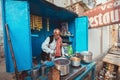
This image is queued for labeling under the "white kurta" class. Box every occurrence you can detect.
[41,37,65,57]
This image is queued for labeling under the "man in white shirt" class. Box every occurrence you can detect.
[41,28,65,61]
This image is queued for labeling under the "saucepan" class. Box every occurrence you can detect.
[70,56,81,67]
[54,57,71,76]
[80,51,93,63]
[64,53,81,67]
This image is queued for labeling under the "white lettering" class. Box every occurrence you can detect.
[107,3,113,9]
[111,9,119,22]
[100,1,120,11]
[100,5,106,11]
[103,12,110,24]
[86,1,120,28]
[93,16,98,27]
[98,13,103,25]
[89,17,94,27]
[114,1,120,7]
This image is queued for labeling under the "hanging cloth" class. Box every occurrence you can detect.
[55,37,62,57]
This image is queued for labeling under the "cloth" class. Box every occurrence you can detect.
[42,37,56,54]
[41,36,65,59]
[55,37,62,57]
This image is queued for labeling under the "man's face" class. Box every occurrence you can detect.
[54,30,60,40]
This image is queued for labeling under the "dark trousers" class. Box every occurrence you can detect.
[41,51,51,61]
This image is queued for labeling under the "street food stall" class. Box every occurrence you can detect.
[2,0,96,80]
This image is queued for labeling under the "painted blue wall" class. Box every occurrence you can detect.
[31,18,46,57]
[31,18,60,57]
[3,1,32,72]
[75,16,88,52]
[31,17,89,56]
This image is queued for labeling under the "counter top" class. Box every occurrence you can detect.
[103,53,120,66]
[60,65,86,80]
[38,61,96,80]
[74,62,96,80]
[25,61,96,80]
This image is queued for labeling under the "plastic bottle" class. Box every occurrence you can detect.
[68,45,73,56]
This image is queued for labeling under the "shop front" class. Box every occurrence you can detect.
[1,0,97,80]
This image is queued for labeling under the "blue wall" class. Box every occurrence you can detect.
[3,1,32,72]
[29,0,77,56]
[31,18,61,57]
[31,18,46,57]
[75,16,88,52]
[31,18,77,56]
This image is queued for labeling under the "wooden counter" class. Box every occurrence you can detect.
[103,53,120,80]
[103,54,120,66]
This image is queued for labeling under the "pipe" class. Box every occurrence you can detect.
[5,24,19,80]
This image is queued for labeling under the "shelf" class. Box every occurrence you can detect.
[31,34,39,37]
[61,35,74,38]
[62,40,72,44]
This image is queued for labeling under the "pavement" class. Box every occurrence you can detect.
[0,53,15,80]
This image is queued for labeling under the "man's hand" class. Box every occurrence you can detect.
[62,43,68,46]
[50,52,55,61]
[51,53,55,57]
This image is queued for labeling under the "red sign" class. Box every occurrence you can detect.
[83,0,120,28]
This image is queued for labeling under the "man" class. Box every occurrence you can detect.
[41,28,66,61]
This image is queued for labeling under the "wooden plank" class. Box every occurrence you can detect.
[103,54,120,66]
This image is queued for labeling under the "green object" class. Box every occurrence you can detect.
[68,45,73,56]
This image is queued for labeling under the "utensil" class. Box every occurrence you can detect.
[80,51,93,63]
[70,57,81,67]
[54,57,70,76]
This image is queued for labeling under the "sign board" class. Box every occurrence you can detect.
[84,0,120,28]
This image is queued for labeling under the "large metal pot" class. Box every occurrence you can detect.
[80,51,93,63]
[70,57,81,67]
[54,57,70,76]
[31,68,40,80]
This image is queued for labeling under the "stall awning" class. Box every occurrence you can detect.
[28,0,78,21]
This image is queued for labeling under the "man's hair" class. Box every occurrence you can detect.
[53,28,60,34]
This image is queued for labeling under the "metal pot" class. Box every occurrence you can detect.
[80,51,93,63]
[31,68,40,80]
[54,57,70,76]
[70,57,81,67]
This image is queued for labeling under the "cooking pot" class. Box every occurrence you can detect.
[80,51,93,63]
[54,57,70,76]
[70,57,81,67]
[31,68,40,80]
